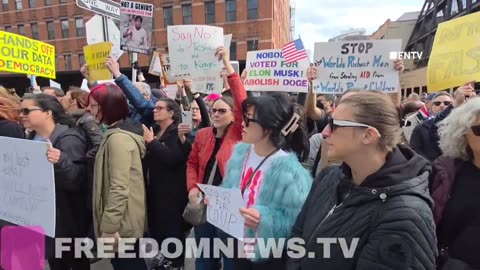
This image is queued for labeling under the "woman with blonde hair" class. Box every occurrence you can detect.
[287,91,436,270]
[431,95,480,270]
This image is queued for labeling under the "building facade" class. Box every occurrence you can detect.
[0,0,291,91]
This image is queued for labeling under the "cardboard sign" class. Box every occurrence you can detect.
[0,137,56,237]
[0,31,56,79]
[167,25,224,78]
[120,0,154,55]
[148,51,163,77]
[245,49,310,92]
[313,40,401,94]
[83,42,113,81]
[428,12,480,92]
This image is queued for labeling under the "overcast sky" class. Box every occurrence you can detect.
[294,0,425,56]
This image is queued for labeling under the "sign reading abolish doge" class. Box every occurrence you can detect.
[0,31,56,79]
[428,12,480,92]
[245,49,309,92]
[83,42,113,81]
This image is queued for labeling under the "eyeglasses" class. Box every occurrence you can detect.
[328,118,371,132]
[433,101,452,106]
[210,108,229,115]
[191,107,200,112]
[472,125,480,136]
[154,106,169,112]
[19,108,43,115]
[243,116,259,127]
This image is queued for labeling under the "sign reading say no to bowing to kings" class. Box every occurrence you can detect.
[0,31,56,79]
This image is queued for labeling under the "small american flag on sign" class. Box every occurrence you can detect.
[282,38,308,64]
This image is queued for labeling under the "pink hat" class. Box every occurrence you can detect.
[205,93,222,101]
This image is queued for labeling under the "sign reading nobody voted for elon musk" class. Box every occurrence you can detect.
[245,49,310,92]
[0,31,56,79]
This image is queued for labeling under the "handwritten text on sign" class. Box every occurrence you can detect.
[245,49,310,92]
[313,40,401,94]
[197,184,245,240]
[0,137,55,237]
[168,25,224,78]
[428,12,480,92]
[0,31,56,79]
[83,42,113,81]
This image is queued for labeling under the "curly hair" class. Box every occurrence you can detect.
[438,97,480,160]
[0,96,20,122]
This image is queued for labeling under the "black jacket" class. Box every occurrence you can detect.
[410,105,453,161]
[287,145,437,270]
[71,110,102,160]
[144,123,192,243]
[0,119,24,139]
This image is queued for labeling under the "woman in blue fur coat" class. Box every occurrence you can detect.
[220,93,313,270]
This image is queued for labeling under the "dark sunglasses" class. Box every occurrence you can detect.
[243,116,259,127]
[433,101,452,106]
[328,117,370,131]
[472,125,480,136]
[210,108,229,115]
[19,108,43,115]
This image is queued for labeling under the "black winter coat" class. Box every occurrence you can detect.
[287,145,437,270]
[144,123,192,243]
[0,119,24,139]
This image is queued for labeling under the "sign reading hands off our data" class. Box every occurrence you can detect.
[427,12,480,92]
[313,40,401,94]
[0,137,55,237]
[197,184,245,240]
[0,31,56,79]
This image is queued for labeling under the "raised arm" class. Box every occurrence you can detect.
[305,67,325,120]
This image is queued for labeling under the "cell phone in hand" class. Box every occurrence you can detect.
[181,111,193,128]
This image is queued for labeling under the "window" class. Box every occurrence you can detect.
[18,25,25,35]
[461,0,467,9]
[15,0,23,10]
[47,21,55,40]
[182,4,192,24]
[247,0,258,20]
[64,55,72,71]
[225,0,236,22]
[60,0,67,3]
[4,26,12,32]
[205,1,215,24]
[3,0,8,11]
[31,23,39,39]
[247,40,258,51]
[45,0,52,5]
[79,53,85,66]
[450,0,459,15]
[163,7,173,27]
[230,41,237,60]
[29,0,35,8]
[61,19,69,38]
[75,18,85,36]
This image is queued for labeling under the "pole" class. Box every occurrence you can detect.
[132,53,138,82]
[102,15,109,42]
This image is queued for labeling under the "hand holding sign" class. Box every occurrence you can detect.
[454,84,476,108]
[106,56,122,79]
[46,140,61,164]
[393,60,404,73]
[307,67,318,82]
[240,207,261,229]
[215,46,234,75]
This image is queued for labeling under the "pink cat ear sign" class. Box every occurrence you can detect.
[1,226,46,270]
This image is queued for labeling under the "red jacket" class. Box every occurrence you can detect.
[186,73,247,192]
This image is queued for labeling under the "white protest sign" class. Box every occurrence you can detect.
[165,85,177,99]
[148,51,163,77]
[224,34,232,53]
[167,25,224,77]
[80,79,90,92]
[49,80,62,90]
[231,61,240,74]
[120,0,154,55]
[245,49,310,92]
[0,137,55,237]
[313,40,401,94]
[198,184,245,240]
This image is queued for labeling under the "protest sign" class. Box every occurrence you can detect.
[0,31,56,79]
[167,25,224,77]
[49,80,62,90]
[0,137,55,237]
[245,49,310,92]
[428,12,480,92]
[197,184,245,240]
[160,53,190,84]
[224,34,232,54]
[120,0,154,55]
[313,40,401,94]
[80,79,90,92]
[148,51,163,77]
[165,85,177,99]
[83,42,113,81]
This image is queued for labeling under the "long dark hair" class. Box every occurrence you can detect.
[242,93,309,162]
[26,94,74,127]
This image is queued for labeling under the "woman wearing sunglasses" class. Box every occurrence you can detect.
[287,91,436,270]
[431,97,480,270]
[186,46,247,270]
[142,98,192,270]
[20,94,91,269]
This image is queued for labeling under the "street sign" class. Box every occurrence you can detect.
[86,15,124,60]
[76,0,120,20]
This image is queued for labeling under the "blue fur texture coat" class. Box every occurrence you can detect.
[221,143,313,262]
